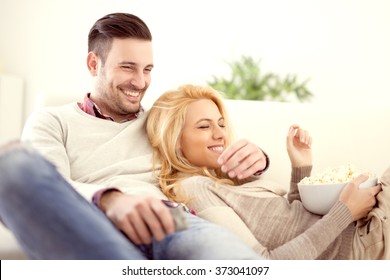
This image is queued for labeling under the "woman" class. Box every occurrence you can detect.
[146,84,388,259]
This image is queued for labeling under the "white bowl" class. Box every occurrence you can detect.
[297,176,378,215]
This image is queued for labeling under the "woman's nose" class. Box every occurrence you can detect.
[213,126,225,139]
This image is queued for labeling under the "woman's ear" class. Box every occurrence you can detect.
[86,52,99,76]
[176,140,183,159]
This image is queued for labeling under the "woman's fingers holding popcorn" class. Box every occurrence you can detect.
[288,124,312,148]
[287,124,313,167]
[297,129,311,147]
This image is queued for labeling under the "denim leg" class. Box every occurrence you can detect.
[0,144,145,260]
[151,212,261,260]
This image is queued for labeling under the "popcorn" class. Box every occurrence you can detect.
[299,164,373,185]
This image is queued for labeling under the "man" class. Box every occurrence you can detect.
[0,13,268,259]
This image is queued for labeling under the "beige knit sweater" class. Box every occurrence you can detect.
[180,167,355,259]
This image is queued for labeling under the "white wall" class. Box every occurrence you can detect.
[0,0,389,122]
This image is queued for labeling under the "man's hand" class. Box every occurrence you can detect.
[218,139,267,179]
[286,124,312,168]
[100,191,175,245]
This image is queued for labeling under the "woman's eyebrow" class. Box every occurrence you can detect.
[196,118,212,123]
[196,117,224,124]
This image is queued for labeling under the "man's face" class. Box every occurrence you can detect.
[90,38,153,121]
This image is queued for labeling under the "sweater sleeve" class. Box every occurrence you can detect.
[287,166,312,203]
[21,109,106,201]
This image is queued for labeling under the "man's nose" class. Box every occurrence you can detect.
[130,71,146,89]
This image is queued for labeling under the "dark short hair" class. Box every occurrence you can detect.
[88,13,152,64]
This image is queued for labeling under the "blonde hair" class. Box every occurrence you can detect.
[146,84,236,202]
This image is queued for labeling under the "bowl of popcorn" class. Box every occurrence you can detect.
[297,165,377,215]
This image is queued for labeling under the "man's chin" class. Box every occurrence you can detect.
[130,103,143,113]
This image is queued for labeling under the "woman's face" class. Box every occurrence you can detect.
[180,99,226,169]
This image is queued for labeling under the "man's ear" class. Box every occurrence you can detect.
[86,52,99,76]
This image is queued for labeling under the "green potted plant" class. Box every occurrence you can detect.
[207,56,313,102]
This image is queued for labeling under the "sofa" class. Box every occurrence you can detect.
[1,93,389,259]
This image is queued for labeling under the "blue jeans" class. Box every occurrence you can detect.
[0,143,260,260]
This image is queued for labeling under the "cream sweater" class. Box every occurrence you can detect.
[21,102,166,201]
[180,167,355,259]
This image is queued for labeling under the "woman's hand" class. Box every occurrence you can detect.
[339,174,382,220]
[286,124,312,167]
